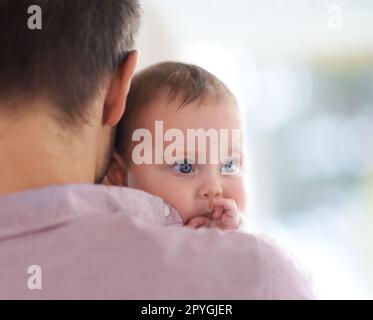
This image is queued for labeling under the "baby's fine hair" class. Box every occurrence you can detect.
[115,61,236,160]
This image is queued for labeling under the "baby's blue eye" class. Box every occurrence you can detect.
[173,160,195,175]
[220,159,240,175]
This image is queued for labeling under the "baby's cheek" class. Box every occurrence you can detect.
[165,190,196,223]
[224,178,247,213]
[127,166,196,222]
[237,190,247,213]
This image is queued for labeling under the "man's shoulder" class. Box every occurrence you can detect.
[0,184,181,238]
[61,213,266,298]
[68,214,314,299]
[0,185,314,299]
[70,215,313,299]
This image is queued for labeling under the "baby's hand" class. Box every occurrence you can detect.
[210,197,240,230]
[186,198,240,230]
[185,215,212,229]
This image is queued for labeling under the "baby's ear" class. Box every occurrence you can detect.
[106,152,128,186]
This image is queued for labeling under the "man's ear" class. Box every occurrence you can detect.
[106,152,128,186]
[104,50,138,126]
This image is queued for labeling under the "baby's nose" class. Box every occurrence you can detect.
[197,179,223,202]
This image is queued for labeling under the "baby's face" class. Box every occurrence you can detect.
[123,100,246,223]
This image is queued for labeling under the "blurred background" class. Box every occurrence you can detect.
[136,0,373,299]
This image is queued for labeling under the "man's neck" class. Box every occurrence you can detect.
[0,112,97,196]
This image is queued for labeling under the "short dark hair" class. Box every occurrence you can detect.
[116,61,236,161]
[0,0,141,125]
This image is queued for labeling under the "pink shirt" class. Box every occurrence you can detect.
[0,185,314,299]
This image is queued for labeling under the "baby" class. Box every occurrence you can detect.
[107,62,247,230]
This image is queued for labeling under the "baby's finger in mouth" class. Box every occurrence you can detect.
[212,206,223,219]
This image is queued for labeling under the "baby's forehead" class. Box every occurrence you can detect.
[140,95,241,130]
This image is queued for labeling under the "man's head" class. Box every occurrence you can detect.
[0,0,141,186]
